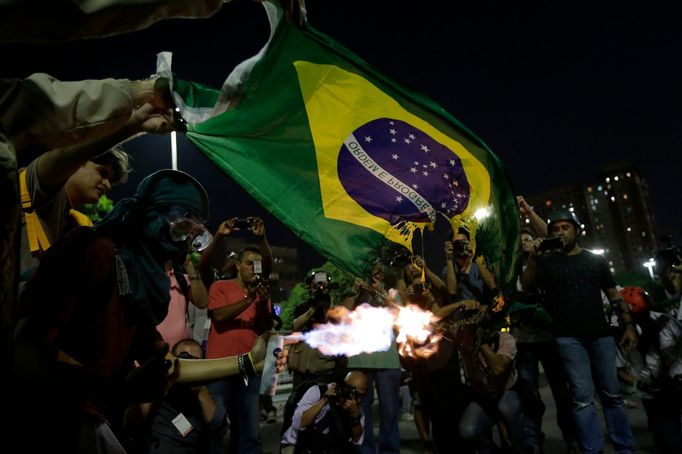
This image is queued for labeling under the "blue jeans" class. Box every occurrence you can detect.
[208,374,262,454]
[516,340,579,448]
[356,368,401,454]
[459,389,537,454]
[555,336,635,454]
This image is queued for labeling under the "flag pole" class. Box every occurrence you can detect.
[171,131,178,170]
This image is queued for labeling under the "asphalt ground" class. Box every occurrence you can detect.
[248,369,656,453]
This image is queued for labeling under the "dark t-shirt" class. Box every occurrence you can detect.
[536,249,616,338]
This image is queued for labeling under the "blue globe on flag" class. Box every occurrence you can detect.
[337,118,471,225]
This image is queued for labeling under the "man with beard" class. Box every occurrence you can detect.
[522,209,638,454]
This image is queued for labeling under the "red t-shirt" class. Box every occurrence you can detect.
[206,279,272,358]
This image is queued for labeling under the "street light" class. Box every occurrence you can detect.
[171,131,178,170]
[643,258,656,279]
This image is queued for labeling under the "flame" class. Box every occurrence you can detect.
[395,304,443,359]
[289,288,444,359]
[300,304,396,356]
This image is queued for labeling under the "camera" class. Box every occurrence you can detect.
[233,218,254,229]
[453,239,470,255]
[329,381,360,402]
[388,248,412,268]
[538,236,563,252]
[654,235,682,276]
[253,273,279,288]
[307,271,339,298]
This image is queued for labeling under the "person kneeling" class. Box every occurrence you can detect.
[281,371,367,454]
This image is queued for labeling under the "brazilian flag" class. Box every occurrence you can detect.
[162,1,520,289]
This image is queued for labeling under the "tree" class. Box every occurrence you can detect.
[78,194,114,222]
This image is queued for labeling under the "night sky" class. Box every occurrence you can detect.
[5,0,682,273]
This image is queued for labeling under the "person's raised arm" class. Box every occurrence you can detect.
[36,103,174,191]
[444,241,458,296]
[475,256,498,291]
[185,255,208,309]
[198,220,233,287]
[248,217,273,276]
[517,196,548,238]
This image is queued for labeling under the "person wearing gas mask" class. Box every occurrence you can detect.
[205,235,275,454]
[10,169,284,453]
[288,270,347,389]
[522,209,638,454]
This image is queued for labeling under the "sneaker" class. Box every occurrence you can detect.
[266,409,277,424]
[401,413,414,421]
[624,398,637,409]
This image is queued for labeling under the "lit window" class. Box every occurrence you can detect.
[614,176,619,181]
[610,196,615,202]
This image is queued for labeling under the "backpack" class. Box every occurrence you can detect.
[280,379,327,439]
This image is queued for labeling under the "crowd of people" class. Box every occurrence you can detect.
[1,32,681,454]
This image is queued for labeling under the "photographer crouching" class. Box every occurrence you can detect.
[281,371,368,454]
[288,271,348,388]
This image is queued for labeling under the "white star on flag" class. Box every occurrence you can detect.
[420,145,430,152]
[392,154,399,160]
[396,196,403,202]
[449,159,456,166]
[404,138,411,144]
[389,129,396,135]
[430,162,437,168]
[391,138,397,143]
[422,171,429,176]
[443,174,450,179]
[365,136,372,143]
[410,167,417,173]
[409,133,416,139]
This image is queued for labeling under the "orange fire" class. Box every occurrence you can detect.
[285,289,443,359]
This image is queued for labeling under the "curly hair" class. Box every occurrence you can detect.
[91,146,132,185]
